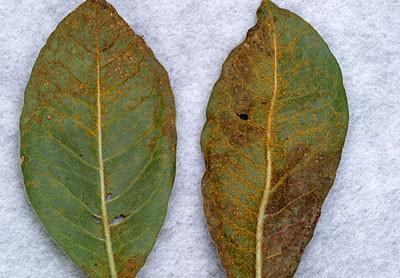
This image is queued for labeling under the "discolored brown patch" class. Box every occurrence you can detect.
[201,1,348,277]
[119,259,143,278]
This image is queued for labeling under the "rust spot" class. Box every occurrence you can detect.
[119,259,142,278]
[34,114,41,123]
[222,115,263,147]
[20,0,177,277]
[201,0,348,276]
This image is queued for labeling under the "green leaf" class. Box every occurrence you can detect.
[201,1,348,277]
[20,0,176,277]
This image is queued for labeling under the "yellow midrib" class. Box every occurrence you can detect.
[255,5,278,277]
[95,8,118,278]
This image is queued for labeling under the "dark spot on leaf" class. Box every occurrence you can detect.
[105,192,112,201]
[92,214,102,224]
[79,154,83,157]
[110,214,127,226]
[237,113,249,120]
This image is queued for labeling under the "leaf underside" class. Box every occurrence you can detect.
[201,1,349,277]
[20,0,176,277]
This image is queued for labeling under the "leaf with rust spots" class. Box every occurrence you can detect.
[20,0,176,277]
[201,1,348,277]
[119,258,144,278]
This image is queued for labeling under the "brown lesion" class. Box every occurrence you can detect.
[270,144,309,191]
[202,1,347,277]
[260,151,340,277]
[219,112,264,149]
[118,258,143,278]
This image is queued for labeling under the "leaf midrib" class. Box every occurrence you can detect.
[255,3,278,277]
[95,5,118,277]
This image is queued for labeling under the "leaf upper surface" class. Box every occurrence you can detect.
[201,1,348,277]
[20,0,176,277]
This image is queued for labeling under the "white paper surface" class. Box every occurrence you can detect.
[0,0,399,277]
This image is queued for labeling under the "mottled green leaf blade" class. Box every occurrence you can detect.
[20,0,176,277]
[201,1,348,277]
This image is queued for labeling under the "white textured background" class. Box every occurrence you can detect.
[1,0,400,277]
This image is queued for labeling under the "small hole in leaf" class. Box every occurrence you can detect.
[105,193,112,201]
[79,154,83,157]
[110,214,127,226]
[92,215,102,224]
[237,113,249,120]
